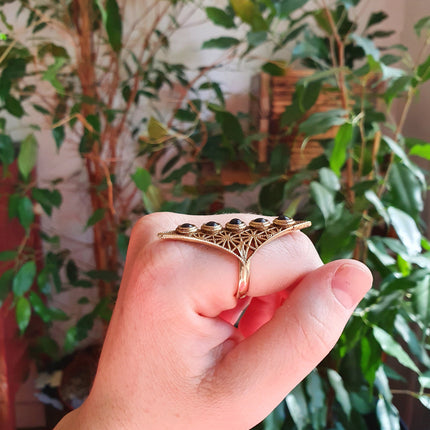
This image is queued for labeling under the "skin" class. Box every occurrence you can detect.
[54,212,373,430]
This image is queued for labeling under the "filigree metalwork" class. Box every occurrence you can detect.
[158,216,311,298]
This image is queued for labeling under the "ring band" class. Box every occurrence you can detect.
[158,215,311,299]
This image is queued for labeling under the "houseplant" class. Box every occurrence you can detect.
[0,0,256,423]
[204,0,430,428]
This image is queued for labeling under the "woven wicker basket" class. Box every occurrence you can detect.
[250,69,343,171]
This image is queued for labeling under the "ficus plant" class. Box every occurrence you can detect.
[207,0,430,429]
[0,0,260,414]
[0,0,252,356]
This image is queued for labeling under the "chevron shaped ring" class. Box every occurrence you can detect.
[158,215,311,299]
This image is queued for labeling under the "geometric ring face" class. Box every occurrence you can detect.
[158,215,311,298]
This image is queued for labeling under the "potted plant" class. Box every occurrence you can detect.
[203,0,430,428]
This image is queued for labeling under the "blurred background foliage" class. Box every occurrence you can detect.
[1,0,430,428]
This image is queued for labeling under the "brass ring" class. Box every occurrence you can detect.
[158,215,311,299]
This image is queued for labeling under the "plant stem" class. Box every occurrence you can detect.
[322,0,354,206]
[73,0,118,302]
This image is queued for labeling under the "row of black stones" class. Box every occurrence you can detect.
[175,215,294,235]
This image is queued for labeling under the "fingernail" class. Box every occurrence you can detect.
[331,263,372,309]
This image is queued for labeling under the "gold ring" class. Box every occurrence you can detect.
[158,215,311,299]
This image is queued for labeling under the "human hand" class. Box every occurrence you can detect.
[55,213,372,430]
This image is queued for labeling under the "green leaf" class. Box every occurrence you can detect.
[85,208,106,230]
[366,11,388,29]
[117,233,129,260]
[418,395,430,410]
[412,275,430,327]
[85,270,118,281]
[199,81,225,105]
[299,109,347,136]
[419,372,430,389]
[376,397,401,430]
[296,79,321,112]
[230,0,268,31]
[373,326,420,373]
[384,76,412,106]
[319,167,340,191]
[17,134,37,179]
[416,55,430,84]
[285,383,310,430]
[277,0,310,17]
[105,0,122,52]
[16,296,31,334]
[42,57,66,93]
[37,43,69,60]
[64,326,78,353]
[279,23,307,46]
[12,261,36,297]
[29,291,50,322]
[330,123,353,176]
[5,95,24,118]
[361,335,382,387]
[131,167,151,192]
[32,188,62,216]
[261,61,285,76]
[2,58,27,80]
[0,250,17,261]
[383,136,426,187]
[0,134,14,168]
[386,162,423,219]
[395,314,430,367]
[350,34,380,60]
[262,402,286,429]
[216,110,244,144]
[365,190,390,224]
[147,116,168,140]
[8,194,20,219]
[0,269,14,306]
[310,182,336,221]
[415,16,430,37]
[247,31,267,47]
[270,144,289,174]
[142,184,163,213]
[368,239,396,266]
[66,260,79,284]
[410,143,430,159]
[206,7,235,28]
[202,37,240,49]
[17,196,34,230]
[259,180,286,214]
[48,307,68,321]
[327,369,352,418]
[52,125,65,150]
[387,206,421,255]
[305,370,326,429]
[34,336,59,358]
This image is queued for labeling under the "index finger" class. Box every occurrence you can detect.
[124,212,322,317]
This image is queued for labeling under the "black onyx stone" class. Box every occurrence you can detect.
[277,215,292,221]
[253,217,268,223]
[180,223,195,228]
[229,218,243,225]
[205,221,220,227]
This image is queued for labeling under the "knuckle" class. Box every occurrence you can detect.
[287,310,333,365]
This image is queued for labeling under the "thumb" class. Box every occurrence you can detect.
[208,259,372,427]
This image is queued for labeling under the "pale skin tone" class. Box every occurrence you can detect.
[55,212,373,430]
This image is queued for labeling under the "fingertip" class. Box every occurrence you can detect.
[329,260,373,309]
